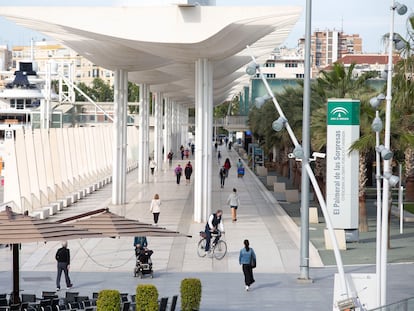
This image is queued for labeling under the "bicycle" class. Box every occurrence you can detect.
[197,230,227,260]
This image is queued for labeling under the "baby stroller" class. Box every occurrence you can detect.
[134,247,154,278]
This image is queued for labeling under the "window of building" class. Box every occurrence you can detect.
[296,74,304,79]
[285,61,298,68]
[266,73,276,78]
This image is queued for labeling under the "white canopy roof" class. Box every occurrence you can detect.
[0,5,302,105]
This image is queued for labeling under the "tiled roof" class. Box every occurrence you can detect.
[336,54,400,65]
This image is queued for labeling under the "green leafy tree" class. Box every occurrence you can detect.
[128,82,139,114]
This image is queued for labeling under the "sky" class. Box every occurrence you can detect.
[0,0,412,53]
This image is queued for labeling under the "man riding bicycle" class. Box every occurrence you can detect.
[204,209,225,253]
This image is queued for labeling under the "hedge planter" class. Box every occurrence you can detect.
[180,278,202,311]
[136,284,158,311]
[97,290,121,311]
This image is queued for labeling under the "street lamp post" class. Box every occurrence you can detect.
[370,96,384,306]
[380,0,407,306]
[299,0,312,282]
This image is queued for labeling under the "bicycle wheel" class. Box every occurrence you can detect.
[197,238,207,257]
[213,240,227,260]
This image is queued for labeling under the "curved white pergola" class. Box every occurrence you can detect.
[0,5,301,104]
[0,5,302,221]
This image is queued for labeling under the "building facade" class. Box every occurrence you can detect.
[253,47,305,80]
[10,41,114,86]
[298,29,362,76]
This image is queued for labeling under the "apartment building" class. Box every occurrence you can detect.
[11,41,114,86]
[298,29,362,76]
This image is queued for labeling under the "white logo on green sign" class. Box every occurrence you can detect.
[330,107,350,121]
[327,101,360,125]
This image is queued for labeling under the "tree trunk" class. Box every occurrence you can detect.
[404,148,414,200]
[359,195,368,232]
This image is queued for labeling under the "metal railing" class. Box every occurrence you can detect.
[369,297,414,311]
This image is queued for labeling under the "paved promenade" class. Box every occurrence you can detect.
[0,145,413,310]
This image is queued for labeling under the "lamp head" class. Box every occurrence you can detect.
[272,116,286,132]
[395,2,407,15]
[293,145,304,159]
[393,33,406,51]
[376,145,393,160]
[372,116,383,132]
[369,94,385,109]
[246,62,259,76]
[384,172,400,187]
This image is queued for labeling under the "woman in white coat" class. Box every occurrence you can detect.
[150,193,161,225]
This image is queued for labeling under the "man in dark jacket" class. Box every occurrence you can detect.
[204,210,225,253]
[55,241,73,291]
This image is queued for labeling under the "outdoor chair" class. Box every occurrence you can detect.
[120,294,128,303]
[169,296,177,311]
[90,294,98,307]
[41,293,57,300]
[129,295,135,311]
[67,303,79,310]
[64,293,79,304]
[121,302,130,311]
[21,295,36,303]
[19,302,29,311]
[0,299,8,307]
[158,298,168,311]
[81,301,91,309]
[75,297,88,304]
[50,298,60,311]
[39,299,52,311]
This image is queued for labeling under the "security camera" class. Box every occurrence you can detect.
[312,152,326,159]
[288,153,295,159]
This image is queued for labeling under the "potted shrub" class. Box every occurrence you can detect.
[136,284,158,311]
[97,289,121,311]
[180,278,202,311]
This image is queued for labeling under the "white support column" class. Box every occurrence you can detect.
[171,102,178,153]
[112,69,128,205]
[164,98,172,165]
[154,92,164,173]
[194,58,213,222]
[181,106,188,147]
[138,83,150,184]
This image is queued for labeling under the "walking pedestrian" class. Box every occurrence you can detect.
[239,239,256,291]
[55,241,73,291]
[219,166,227,188]
[224,158,231,177]
[175,164,183,184]
[167,151,173,167]
[217,150,222,164]
[227,188,240,222]
[150,194,161,225]
[184,161,193,185]
[149,158,157,175]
